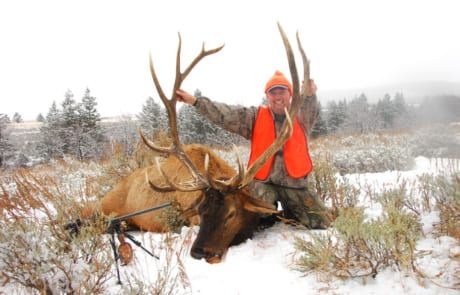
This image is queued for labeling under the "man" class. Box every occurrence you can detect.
[176,70,331,229]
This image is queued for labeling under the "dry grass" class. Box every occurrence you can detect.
[0,167,112,294]
[0,150,197,294]
[1,129,459,292]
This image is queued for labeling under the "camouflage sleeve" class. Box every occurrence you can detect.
[193,96,259,140]
[297,94,319,135]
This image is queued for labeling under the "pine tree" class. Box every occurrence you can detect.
[37,89,106,162]
[178,89,208,144]
[61,89,79,128]
[76,88,105,160]
[138,96,166,136]
[106,114,138,157]
[326,99,347,134]
[38,101,64,161]
[12,113,23,123]
[80,88,101,130]
[0,114,14,168]
[376,93,397,129]
[261,97,269,106]
[46,101,62,128]
[178,104,204,144]
[310,102,327,138]
[60,89,80,155]
[343,94,374,133]
[392,92,412,128]
[177,89,237,147]
[36,113,45,123]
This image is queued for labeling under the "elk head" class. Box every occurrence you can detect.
[140,22,311,263]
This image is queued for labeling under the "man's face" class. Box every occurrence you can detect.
[267,87,291,115]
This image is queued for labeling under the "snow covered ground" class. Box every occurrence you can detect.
[102,156,459,295]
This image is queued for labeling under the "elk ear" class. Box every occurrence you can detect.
[242,195,278,214]
[179,207,198,219]
[179,195,204,219]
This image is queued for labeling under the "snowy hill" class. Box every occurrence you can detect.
[320,80,460,104]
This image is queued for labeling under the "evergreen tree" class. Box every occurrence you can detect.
[37,89,106,161]
[261,97,269,106]
[38,101,64,161]
[12,112,23,123]
[326,99,347,134]
[76,88,105,160]
[194,89,202,97]
[343,93,374,133]
[0,114,13,168]
[36,113,45,123]
[190,89,233,146]
[138,96,166,136]
[393,92,407,116]
[178,104,204,144]
[60,89,80,154]
[310,102,327,138]
[80,88,101,130]
[177,89,237,147]
[61,89,79,128]
[376,93,397,129]
[178,89,207,144]
[115,115,139,157]
[46,101,62,128]
[392,92,412,128]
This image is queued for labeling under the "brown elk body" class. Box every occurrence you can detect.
[85,23,310,264]
[89,144,276,263]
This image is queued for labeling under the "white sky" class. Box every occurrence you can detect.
[1,0,459,120]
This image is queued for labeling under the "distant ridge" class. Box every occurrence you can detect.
[319,81,460,104]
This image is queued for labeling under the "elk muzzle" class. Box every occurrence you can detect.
[191,246,227,264]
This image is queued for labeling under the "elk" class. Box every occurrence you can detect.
[86,23,311,264]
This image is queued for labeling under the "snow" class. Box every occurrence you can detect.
[99,156,459,295]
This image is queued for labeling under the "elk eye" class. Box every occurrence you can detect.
[226,211,236,220]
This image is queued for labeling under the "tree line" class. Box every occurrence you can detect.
[1,88,459,169]
[312,92,411,137]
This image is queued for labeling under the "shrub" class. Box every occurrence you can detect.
[311,132,414,174]
[0,169,113,294]
[294,187,422,280]
[417,173,460,241]
[308,151,360,220]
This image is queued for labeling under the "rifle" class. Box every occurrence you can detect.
[64,202,172,284]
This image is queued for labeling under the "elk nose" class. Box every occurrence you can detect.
[191,247,207,260]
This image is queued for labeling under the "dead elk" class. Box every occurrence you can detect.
[83,23,310,264]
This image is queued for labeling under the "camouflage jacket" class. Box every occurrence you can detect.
[193,95,318,189]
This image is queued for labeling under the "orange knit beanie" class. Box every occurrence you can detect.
[264,70,292,95]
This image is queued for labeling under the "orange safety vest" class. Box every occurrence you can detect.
[248,106,313,180]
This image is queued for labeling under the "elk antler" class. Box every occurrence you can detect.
[236,22,310,188]
[140,33,224,191]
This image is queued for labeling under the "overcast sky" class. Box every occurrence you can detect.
[1,0,459,120]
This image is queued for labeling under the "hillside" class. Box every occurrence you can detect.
[320,80,460,104]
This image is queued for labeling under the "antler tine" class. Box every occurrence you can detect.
[273,24,310,119]
[147,33,224,150]
[142,33,223,192]
[180,42,225,84]
[145,159,209,193]
[139,125,210,190]
[277,23,300,118]
[239,23,306,188]
[205,145,246,191]
[297,32,310,98]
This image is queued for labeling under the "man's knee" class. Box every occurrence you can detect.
[284,188,332,229]
[249,181,278,204]
[306,210,332,229]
